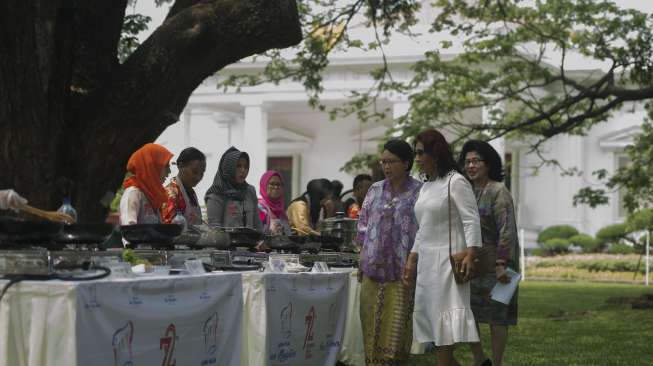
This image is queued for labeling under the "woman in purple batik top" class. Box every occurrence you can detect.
[356,139,422,366]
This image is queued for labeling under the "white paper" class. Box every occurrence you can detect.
[185,259,207,275]
[311,261,330,273]
[490,268,521,305]
[108,262,135,279]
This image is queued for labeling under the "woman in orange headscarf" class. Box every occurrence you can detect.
[119,143,173,225]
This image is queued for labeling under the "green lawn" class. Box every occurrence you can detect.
[408,281,653,366]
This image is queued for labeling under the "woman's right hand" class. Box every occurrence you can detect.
[402,252,418,286]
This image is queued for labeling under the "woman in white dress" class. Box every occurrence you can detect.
[403,129,482,366]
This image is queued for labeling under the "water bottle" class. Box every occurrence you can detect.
[172,209,187,232]
[57,197,77,224]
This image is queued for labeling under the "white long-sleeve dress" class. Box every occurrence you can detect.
[412,171,482,346]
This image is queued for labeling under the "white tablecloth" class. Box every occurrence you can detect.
[0,273,243,366]
[241,272,350,366]
[0,269,400,366]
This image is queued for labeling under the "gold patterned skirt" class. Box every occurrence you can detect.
[360,276,415,366]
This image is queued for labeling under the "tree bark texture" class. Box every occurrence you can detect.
[0,0,302,222]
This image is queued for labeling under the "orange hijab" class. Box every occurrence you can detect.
[123,143,173,212]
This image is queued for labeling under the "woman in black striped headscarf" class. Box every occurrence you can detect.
[205,146,262,230]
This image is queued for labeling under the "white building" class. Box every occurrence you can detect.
[146,1,650,244]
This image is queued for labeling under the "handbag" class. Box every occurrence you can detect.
[447,174,492,284]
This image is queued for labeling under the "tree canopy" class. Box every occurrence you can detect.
[0,0,301,221]
[221,0,653,212]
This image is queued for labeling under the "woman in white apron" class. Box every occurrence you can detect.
[119,143,173,226]
[403,129,481,366]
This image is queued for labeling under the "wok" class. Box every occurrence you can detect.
[0,217,63,244]
[120,224,183,245]
[55,223,114,244]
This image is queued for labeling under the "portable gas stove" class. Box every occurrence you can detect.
[0,248,125,276]
[299,251,359,268]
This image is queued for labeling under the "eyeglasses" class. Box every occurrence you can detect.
[464,159,485,167]
[268,182,283,188]
[379,159,402,166]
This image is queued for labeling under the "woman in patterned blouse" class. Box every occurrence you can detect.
[356,139,422,366]
[460,140,520,366]
[162,147,206,226]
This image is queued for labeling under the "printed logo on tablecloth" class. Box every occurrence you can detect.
[128,294,143,306]
[200,278,211,301]
[84,284,101,310]
[320,302,341,351]
[269,302,297,363]
[266,276,277,293]
[160,323,178,366]
[202,312,219,365]
[303,306,316,359]
[281,302,293,339]
[164,281,177,304]
[112,321,134,366]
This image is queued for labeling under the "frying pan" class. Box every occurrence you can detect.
[54,223,114,244]
[120,224,183,244]
[0,217,63,244]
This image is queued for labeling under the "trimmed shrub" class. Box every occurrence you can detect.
[607,243,635,255]
[596,223,629,245]
[568,234,601,253]
[537,225,579,244]
[529,248,548,257]
[542,238,570,255]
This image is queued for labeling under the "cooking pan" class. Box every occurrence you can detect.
[310,233,343,251]
[221,227,263,249]
[55,223,114,244]
[264,235,302,252]
[120,224,183,245]
[0,217,63,244]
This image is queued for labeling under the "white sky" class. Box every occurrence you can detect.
[131,0,653,72]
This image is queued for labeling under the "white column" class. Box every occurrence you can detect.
[241,101,268,193]
[182,109,191,147]
[482,103,505,161]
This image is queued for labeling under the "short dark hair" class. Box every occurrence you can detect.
[177,147,206,166]
[353,174,373,189]
[414,129,460,179]
[383,139,414,172]
[459,140,505,182]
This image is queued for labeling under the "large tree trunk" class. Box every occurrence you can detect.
[0,0,302,222]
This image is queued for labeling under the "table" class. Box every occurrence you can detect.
[0,273,243,366]
[241,271,351,366]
